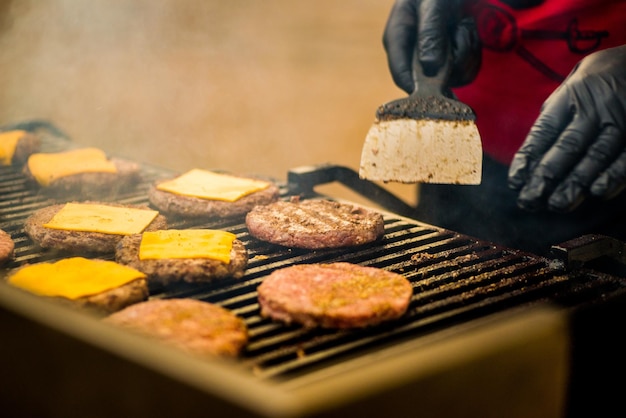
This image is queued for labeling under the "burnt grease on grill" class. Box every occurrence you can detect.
[375,95,476,122]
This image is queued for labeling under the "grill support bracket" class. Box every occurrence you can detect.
[287,164,416,218]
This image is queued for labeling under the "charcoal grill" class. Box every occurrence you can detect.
[1,122,626,418]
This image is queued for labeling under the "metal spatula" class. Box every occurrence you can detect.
[359,46,482,185]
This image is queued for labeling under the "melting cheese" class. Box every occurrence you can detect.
[27,147,118,186]
[43,203,159,235]
[156,168,270,202]
[7,257,146,300]
[139,229,236,262]
[0,130,26,165]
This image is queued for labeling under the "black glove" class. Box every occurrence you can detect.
[500,0,545,9]
[508,45,626,212]
[382,0,481,94]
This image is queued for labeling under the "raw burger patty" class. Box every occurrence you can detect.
[245,198,385,249]
[115,234,248,286]
[257,262,413,329]
[0,229,15,265]
[103,298,249,358]
[148,177,280,219]
[24,202,168,254]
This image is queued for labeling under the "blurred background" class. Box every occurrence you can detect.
[0,0,417,205]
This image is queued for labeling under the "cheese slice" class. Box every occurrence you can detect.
[27,147,118,186]
[156,169,270,202]
[139,229,236,262]
[0,130,26,165]
[43,203,159,235]
[7,257,146,300]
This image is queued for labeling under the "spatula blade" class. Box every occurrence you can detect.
[359,118,482,184]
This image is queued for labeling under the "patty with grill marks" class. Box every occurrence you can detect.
[0,229,14,265]
[245,197,385,249]
[103,298,249,358]
[257,262,412,329]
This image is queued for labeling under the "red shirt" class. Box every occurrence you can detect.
[454,0,626,165]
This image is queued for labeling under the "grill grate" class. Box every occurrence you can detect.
[1,132,625,385]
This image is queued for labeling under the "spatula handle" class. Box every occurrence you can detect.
[410,40,453,99]
[375,24,475,122]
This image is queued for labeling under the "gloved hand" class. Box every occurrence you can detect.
[382,0,481,95]
[508,45,626,212]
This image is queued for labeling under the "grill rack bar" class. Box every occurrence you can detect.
[1,132,625,386]
[145,217,622,381]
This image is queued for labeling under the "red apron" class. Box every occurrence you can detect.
[454,0,626,165]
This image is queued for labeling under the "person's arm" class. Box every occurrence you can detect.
[508,45,626,212]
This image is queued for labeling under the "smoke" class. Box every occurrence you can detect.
[0,0,403,198]
[0,1,237,168]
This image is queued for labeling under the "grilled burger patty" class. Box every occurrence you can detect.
[115,234,248,286]
[24,202,168,254]
[103,298,249,358]
[257,262,413,329]
[10,131,40,166]
[148,178,280,219]
[6,260,149,315]
[23,157,142,199]
[0,229,14,265]
[245,198,385,249]
[53,277,149,315]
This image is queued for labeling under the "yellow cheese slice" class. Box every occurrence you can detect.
[7,257,146,300]
[0,130,26,165]
[43,203,160,235]
[156,168,270,202]
[139,229,236,262]
[27,147,118,186]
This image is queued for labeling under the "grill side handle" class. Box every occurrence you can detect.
[551,234,626,270]
[287,164,417,217]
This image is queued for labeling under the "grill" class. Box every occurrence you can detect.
[2,123,626,418]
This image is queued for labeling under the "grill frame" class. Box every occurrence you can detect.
[0,280,574,418]
[2,126,626,417]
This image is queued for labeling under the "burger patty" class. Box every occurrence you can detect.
[103,298,249,358]
[11,131,41,166]
[0,229,15,265]
[115,234,248,286]
[245,198,385,249]
[24,202,168,254]
[53,278,149,315]
[257,262,413,329]
[7,260,148,315]
[148,178,280,219]
[23,157,142,199]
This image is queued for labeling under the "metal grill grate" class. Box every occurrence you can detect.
[1,130,625,385]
